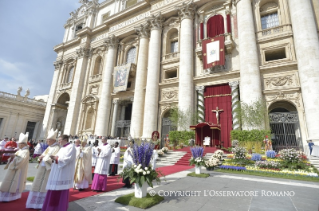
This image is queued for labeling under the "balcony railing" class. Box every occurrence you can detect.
[116,120,131,128]
[60,82,72,90]
[256,24,292,39]
[0,91,46,107]
[90,74,102,83]
[163,52,180,61]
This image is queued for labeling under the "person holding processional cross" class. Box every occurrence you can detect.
[26,129,60,209]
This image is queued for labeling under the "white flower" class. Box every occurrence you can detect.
[143,171,146,175]
[147,171,150,174]
[138,164,142,167]
[145,167,148,170]
[134,165,137,168]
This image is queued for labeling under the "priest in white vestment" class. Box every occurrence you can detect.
[0,133,29,202]
[74,139,92,190]
[109,142,120,176]
[122,140,134,188]
[0,137,8,150]
[42,135,76,211]
[26,129,60,209]
[91,136,111,192]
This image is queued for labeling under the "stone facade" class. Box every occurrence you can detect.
[0,89,47,140]
[44,0,319,149]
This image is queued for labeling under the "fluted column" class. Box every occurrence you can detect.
[229,81,240,130]
[142,14,164,139]
[176,2,196,127]
[196,86,205,123]
[95,35,119,136]
[237,0,262,129]
[64,47,90,135]
[130,24,150,138]
[288,0,319,141]
[110,99,119,137]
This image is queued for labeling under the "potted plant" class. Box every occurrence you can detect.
[157,150,164,157]
[121,142,163,198]
[162,147,168,153]
[189,147,205,174]
[205,158,219,170]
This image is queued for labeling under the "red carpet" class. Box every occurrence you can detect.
[0,165,193,210]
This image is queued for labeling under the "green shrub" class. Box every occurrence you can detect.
[230,130,271,143]
[169,131,195,146]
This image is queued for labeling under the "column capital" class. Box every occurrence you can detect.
[195,86,205,92]
[113,98,119,104]
[147,13,165,31]
[135,24,150,39]
[76,47,90,59]
[104,35,119,49]
[229,81,239,89]
[53,60,63,70]
[175,2,196,21]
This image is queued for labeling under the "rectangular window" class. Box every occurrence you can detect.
[0,118,3,130]
[170,41,178,53]
[165,69,177,79]
[265,48,286,61]
[261,13,279,30]
[126,0,137,8]
[102,12,110,22]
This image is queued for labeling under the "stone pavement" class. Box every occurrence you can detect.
[69,169,319,211]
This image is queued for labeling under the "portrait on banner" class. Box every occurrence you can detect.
[113,63,132,93]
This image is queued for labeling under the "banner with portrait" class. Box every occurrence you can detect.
[113,63,132,93]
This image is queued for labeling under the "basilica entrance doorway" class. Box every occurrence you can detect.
[268,101,302,151]
[161,110,176,147]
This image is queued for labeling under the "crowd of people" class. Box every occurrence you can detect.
[0,128,146,211]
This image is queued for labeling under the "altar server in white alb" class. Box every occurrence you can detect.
[0,133,29,202]
[26,129,60,209]
[91,136,112,192]
[74,139,92,190]
[42,135,76,211]
[109,141,120,176]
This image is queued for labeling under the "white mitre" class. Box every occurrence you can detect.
[18,132,29,144]
[47,128,58,140]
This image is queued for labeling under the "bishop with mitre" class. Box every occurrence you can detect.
[26,129,60,209]
[0,132,29,202]
[74,139,92,190]
[42,135,76,211]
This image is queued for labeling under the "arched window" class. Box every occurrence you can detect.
[260,2,279,30]
[93,57,102,75]
[85,108,94,129]
[166,28,179,54]
[126,47,136,64]
[207,15,225,38]
[66,66,74,83]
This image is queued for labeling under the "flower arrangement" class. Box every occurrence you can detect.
[162,147,168,153]
[266,150,276,158]
[157,150,164,157]
[251,153,262,161]
[121,142,163,187]
[205,158,220,169]
[189,147,205,167]
[255,161,281,169]
[219,165,246,171]
[212,150,224,160]
[232,147,246,159]
[279,148,302,163]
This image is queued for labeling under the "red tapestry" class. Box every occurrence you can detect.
[202,35,225,69]
[200,22,204,40]
[227,14,232,33]
[204,84,232,148]
[207,15,225,38]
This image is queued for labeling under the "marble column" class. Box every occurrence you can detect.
[110,99,119,137]
[196,86,205,123]
[237,0,262,129]
[95,35,119,136]
[229,81,240,130]
[176,2,196,127]
[142,14,164,139]
[64,47,90,135]
[288,0,319,141]
[130,24,150,138]
[42,60,63,138]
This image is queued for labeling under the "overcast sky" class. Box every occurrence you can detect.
[0,0,95,98]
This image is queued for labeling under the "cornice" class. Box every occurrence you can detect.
[54,37,81,52]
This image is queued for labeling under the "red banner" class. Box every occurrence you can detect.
[202,36,225,69]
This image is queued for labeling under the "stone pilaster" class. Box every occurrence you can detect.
[64,47,90,135]
[142,14,164,139]
[288,0,319,141]
[237,0,262,129]
[229,81,240,130]
[196,86,205,123]
[95,35,119,136]
[130,24,150,138]
[110,99,119,137]
[176,2,196,128]
[42,60,63,138]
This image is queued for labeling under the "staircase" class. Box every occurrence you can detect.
[174,147,219,166]
[309,156,319,171]
[156,151,186,166]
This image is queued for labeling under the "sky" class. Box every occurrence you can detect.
[0,0,98,98]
